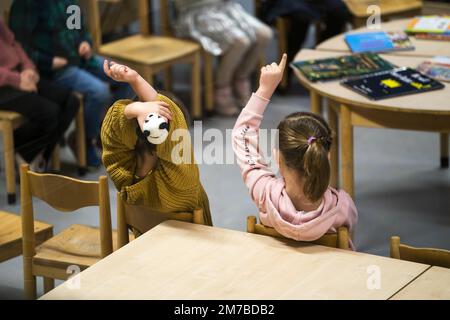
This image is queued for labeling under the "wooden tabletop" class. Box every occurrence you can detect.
[390,266,450,300]
[316,18,450,58]
[293,49,450,115]
[41,221,429,300]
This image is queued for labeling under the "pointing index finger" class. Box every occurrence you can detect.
[279,53,287,71]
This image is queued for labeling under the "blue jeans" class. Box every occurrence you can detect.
[52,56,134,140]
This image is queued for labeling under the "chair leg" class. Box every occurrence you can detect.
[276,17,289,91]
[75,98,87,176]
[163,67,173,92]
[328,100,339,188]
[310,91,322,114]
[440,133,449,168]
[191,52,202,119]
[23,256,37,300]
[43,277,55,293]
[203,51,214,114]
[51,144,61,172]
[2,120,16,204]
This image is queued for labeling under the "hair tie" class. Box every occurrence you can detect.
[307,136,316,145]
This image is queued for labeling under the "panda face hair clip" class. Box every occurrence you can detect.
[142,113,170,145]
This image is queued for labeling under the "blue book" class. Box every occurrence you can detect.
[344,31,414,53]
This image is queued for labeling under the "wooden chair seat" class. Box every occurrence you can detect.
[0,111,24,128]
[344,0,423,18]
[0,211,53,263]
[33,224,133,273]
[99,35,201,66]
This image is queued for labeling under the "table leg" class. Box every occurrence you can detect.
[310,91,322,114]
[340,104,354,199]
[328,100,339,188]
[440,133,449,168]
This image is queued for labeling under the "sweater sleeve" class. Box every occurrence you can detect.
[15,41,36,71]
[101,99,138,193]
[232,93,278,206]
[0,67,21,89]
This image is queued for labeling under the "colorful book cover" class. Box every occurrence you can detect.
[417,56,450,82]
[345,31,414,53]
[405,16,450,34]
[291,53,395,82]
[414,33,450,41]
[341,67,445,100]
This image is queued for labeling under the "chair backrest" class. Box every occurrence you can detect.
[116,192,204,247]
[20,164,113,258]
[247,215,350,250]
[390,236,450,268]
[88,0,173,50]
[343,0,423,18]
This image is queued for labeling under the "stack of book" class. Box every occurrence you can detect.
[291,53,445,100]
[405,16,450,41]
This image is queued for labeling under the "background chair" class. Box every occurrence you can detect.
[20,164,114,299]
[343,0,423,28]
[0,211,52,263]
[247,215,350,250]
[116,193,205,248]
[87,0,204,119]
[390,236,450,268]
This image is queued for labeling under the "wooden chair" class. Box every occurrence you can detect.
[343,0,423,28]
[116,193,205,248]
[390,236,450,269]
[0,211,52,263]
[20,164,114,299]
[247,215,350,249]
[88,0,204,119]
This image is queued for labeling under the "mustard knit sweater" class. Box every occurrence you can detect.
[101,94,212,226]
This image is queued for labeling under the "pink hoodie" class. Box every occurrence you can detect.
[232,93,358,248]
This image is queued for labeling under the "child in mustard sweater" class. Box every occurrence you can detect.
[101,61,212,226]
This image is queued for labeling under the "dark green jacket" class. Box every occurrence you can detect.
[9,0,94,77]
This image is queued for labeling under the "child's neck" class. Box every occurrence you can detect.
[284,176,322,212]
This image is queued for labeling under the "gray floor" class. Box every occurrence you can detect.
[1,87,449,299]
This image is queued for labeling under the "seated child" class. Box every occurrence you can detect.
[101,61,212,226]
[232,54,357,247]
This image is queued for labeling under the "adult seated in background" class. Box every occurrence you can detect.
[260,0,350,87]
[9,0,134,168]
[0,18,79,172]
[173,0,273,116]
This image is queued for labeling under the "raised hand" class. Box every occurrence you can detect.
[124,100,173,131]
[256,53,287,100]
[103,60,139,84]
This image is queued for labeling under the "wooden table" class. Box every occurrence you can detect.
[292,49,450,198]
[316,18,450,58]
[391,266,450,299]
[41,221,429,300]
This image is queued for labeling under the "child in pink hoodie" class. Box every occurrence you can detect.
[232,54,358,248]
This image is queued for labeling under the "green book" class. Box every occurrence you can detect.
[291,53,395,82]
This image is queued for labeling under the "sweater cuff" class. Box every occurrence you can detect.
[244,93,271,115]
[123,171,153,204]
[7,72,21,89]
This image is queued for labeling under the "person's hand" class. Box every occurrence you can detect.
[256,53,287,100]
[125,101,173,131]
[52,56,68,70]
[22,69,39,83]
[19,71,37,92]
[103,60,139,84]
[78,41,93,59]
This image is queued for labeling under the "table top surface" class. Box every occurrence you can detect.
[391,266,450,300]
[41,221,429,300]
[292,49,450,114]
[316,18,450,58]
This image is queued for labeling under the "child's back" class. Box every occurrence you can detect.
[232,54,357,247]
